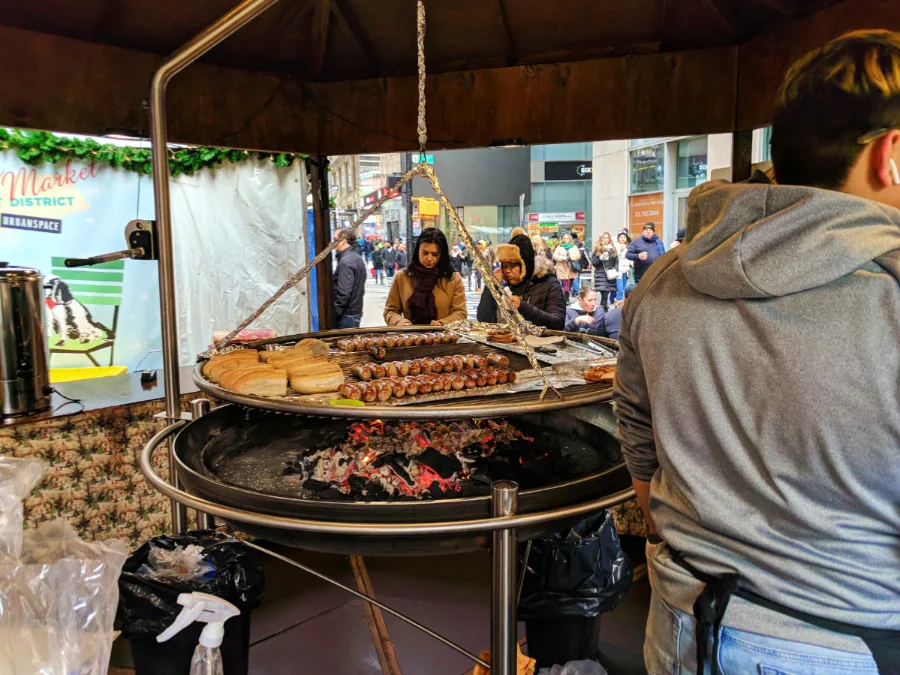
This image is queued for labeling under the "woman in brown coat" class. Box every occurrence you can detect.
[384,227,467,326]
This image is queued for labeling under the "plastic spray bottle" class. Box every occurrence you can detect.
[157,591,240,675]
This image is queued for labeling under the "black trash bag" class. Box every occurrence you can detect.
[116,530,265,638]
[518,510,633,620]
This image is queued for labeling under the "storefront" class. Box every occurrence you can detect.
[526,211,587,245]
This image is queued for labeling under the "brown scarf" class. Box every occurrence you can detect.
[406,262,441,325]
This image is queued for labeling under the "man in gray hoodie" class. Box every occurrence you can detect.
[614,30,900,674]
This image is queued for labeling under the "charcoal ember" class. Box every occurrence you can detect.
[347,475,368,492]
[302,478,332,493]
[383,455,414,486]
[470,472,493,485]
[365,480,386,497]
[417,448,462,478]
[318,487,350,501]
[460,443,485,458]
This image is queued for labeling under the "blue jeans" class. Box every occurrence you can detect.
[645,592,877,675]
[336,314,361,329]
[572,273,581,295]
[616,272,629,301]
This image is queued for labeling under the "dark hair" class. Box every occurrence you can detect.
[772,30,900,189]
[508,234,536,282]
[617,230,632,244]
[333,227,356,246]
[411,227,454,280]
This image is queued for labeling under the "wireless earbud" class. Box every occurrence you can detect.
[890,158,900,186]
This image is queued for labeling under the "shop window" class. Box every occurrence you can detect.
[630,144,664,194]
[676,137,708,190]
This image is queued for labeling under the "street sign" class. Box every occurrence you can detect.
[412,153,435,164]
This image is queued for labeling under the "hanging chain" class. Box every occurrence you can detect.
[416,0,427,152]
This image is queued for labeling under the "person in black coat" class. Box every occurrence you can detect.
[381,242,397,279]
[395,243,408,271]
[332,228,367,328]
[372,246,384,284]
[591,232,619,309]
[476,234,566,330]
[565,286,605,334]
[602,283,636,340]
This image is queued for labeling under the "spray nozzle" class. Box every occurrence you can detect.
[157,591,240,649]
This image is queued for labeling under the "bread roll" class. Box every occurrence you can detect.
[203,351,259,382]
[233,368,287,397]
[220,363,272,390]
[282,358,340,378]
[294,338,330,358]
[290,365,344,394]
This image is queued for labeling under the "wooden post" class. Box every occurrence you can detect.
[731,129,753,183]
[310,155,334,329]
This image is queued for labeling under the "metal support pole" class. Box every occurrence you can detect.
[147,0,281,533]
[731,129,754,183]
[491,480,519,675]
[309,155,334,330]
[189,398,217,531]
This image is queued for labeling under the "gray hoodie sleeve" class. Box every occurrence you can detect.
[612,294,659,482]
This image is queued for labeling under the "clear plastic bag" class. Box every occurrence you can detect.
[0,457,127,674]
[136,543,216,583]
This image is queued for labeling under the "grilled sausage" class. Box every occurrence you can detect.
[416,376,433,394]
[464,375,477,389]
[423,333,434,345]
[448,333,459,343]
[486,353,503,366]
[370,363,386,379]
[350,364,363,378]
[395,361,410,377]
[401,377,419,396]
[472,355,488,369]
[463,355,476,369]
[384,362,399,378]
[496,369,508,384]
[376,380,393,402]
[388,378,406,398]
[475,372,488,387]
[358,364,374,381]
[407,359,422,376]
[339,383,362,400]
[360,383,377,402]
[505,369,517,383]
[450,373,465,391]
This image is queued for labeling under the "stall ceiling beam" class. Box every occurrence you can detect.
[0,24,316,152]
[331,0,382,76]
[312,46,739,155]
[752,0,795,16]
[737,0,900,131]
[311,0,334,80]
[495,0,519,66]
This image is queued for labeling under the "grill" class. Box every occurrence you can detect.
[173,404,631,556]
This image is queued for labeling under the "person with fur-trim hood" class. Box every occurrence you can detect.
[476,234,566,330]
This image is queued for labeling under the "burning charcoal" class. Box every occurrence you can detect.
[460,443,485,458]
[417,448,462,479]
[383,455,415,486]
[348,474,368,492]
[302,478,332,493]
[470,472,493,485]
[429,481,446,499]
[319,487,349,501]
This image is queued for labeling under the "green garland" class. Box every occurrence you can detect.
[0,128,307,178]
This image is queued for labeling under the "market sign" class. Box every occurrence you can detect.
[629,192,664,239]
[527,211,586,223]
[362,186,400,206]
[544,161,592,181]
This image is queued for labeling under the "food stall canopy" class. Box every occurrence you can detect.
[0,0,896,154]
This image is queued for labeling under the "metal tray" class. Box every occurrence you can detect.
[194,326,615,420]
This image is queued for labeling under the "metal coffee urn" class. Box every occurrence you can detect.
[0,264,51,419]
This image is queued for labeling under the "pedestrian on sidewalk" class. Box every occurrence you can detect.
[372,244,384,284]
[615,230,632,301]
[395,243,408,271]
[625,223,665,284]
[615,29,900,674]
[591,232,619,310]
[552,233,581,298]
[331,227,366,329]
[382,241,397,279]
[564,286,605,334]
